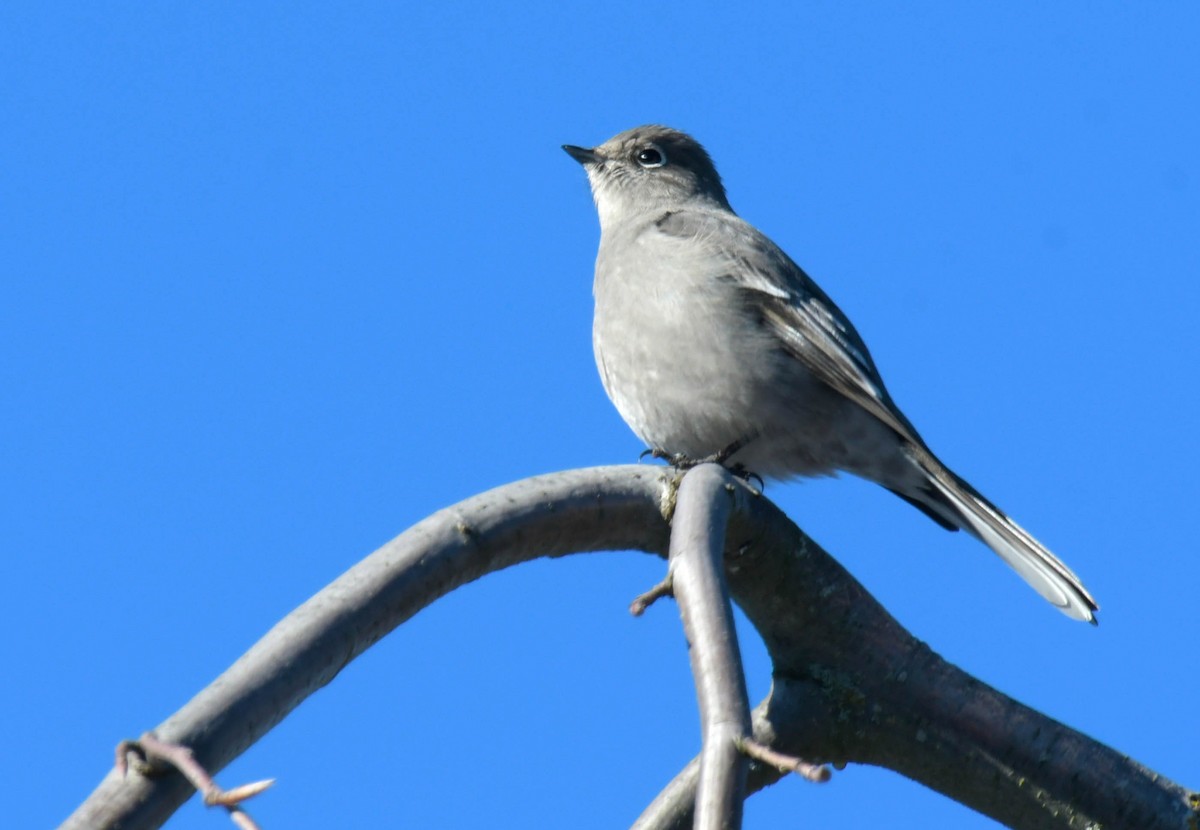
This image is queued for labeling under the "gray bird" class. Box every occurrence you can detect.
[564,125,1098,623]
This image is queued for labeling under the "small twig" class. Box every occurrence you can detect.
[117,733,274,829]
[737,737,831,783]
[630,575,674,616]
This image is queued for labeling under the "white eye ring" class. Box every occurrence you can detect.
[634,144,667,168]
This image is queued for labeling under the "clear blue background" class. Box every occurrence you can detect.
[5,4,1197,828]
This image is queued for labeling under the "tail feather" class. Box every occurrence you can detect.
[921,467,1098,624]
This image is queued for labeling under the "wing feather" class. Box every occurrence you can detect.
[654,209,923,446]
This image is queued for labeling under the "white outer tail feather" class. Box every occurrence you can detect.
[925,475,1098,624]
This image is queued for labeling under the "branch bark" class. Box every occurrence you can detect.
[665,464,751,829]
[60,466,1198,830]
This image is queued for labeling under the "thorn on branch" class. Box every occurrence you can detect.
[116,733,275,829]
[737,737,832,783]
[630,574,674,616]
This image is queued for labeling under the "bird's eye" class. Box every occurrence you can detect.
[635,145,666,168]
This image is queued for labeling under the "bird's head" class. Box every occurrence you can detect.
[563,125,731,229]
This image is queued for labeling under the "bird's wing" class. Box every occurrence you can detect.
[652,209,924,448]
[653,209,1099,623]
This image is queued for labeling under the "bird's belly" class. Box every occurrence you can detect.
[594,305,897,480]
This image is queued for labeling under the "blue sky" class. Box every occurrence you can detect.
[5,4,1198,828]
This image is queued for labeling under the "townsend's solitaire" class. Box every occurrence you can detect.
[564,125,1097,622]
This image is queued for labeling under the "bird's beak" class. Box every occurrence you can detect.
[562,144,600,165]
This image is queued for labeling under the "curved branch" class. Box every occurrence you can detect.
[665,464,751,829]
[60,466,1197,830]
[61,466,674,830]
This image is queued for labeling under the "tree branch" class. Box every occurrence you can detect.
[665,464,751,829]
[639,484,1200,830]
[61,466,673,830]
[59,466,1197,830]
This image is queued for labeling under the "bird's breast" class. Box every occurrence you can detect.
[592,233,801,460]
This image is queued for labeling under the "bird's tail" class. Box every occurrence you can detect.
[912,452,1099,623]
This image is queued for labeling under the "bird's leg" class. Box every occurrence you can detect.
[640,436,750,469]
[640,438,764,490]
[712,436,766,489]
[710,436,749,465]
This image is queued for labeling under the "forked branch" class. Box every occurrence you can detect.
[60,466,1197,830]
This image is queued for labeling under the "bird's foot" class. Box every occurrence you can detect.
[639,439,764,490]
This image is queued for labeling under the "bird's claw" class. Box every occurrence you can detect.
[638,440,764,490]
